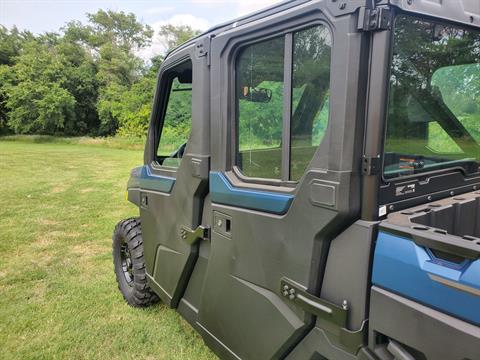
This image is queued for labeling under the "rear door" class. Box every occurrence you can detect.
[197,4,364,359]
[140,47,210,307]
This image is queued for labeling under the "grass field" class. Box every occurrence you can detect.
[0,140,217,360]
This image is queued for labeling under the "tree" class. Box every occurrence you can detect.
[0,26,34,134]
[55,39,99,135]
[1,28,100,135]
[86,10,153,52]
[158,24,201,53]
[0,64,15,134]
[114,26,200,138]
[3,39,76,134]
[0,25,34,66]
[69,10,154,135]
[0,13,200,137]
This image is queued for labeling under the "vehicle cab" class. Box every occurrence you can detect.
[115,1,480,359]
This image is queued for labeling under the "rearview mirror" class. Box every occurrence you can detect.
[239,86,272,103]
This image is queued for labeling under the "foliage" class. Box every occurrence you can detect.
[0,11,196,138]
[158,24,201,53]
[114,75,157,137]
[63,11,154,135]
[2,39,77,134]
[0,25,34,66]
[0,26,34,134]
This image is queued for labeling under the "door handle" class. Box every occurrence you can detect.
[213,211,232,238]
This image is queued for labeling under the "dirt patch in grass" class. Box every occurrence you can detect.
[37,218,60,226]
[50,186,66,194]
[34,236,56,247]
[71,243,107,257]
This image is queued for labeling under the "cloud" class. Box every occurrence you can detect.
[138,13,210,60]
[189,0,283,17]
[145,6,175,15]
[137,1,282,61]
[236,0,282,17]
[157,13,210,31]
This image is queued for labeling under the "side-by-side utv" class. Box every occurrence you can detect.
[112,1,480,359]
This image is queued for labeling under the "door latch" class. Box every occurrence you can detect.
[180,225,210,245]
[280,277,367,354]
[281,277,348,327]
[140,193,148,208]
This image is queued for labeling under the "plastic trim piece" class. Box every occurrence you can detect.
[127,165,176,193]
[209,171,294,214]
[372,231,480,326]
[381,222,480,260]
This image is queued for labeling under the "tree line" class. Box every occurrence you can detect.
[0,10,199,137]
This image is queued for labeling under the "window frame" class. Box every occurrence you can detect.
[231,21,333,186]
[151,57,193,172]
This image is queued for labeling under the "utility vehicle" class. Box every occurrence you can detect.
[112,1,480,359]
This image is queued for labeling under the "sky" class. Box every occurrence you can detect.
[0,0,282,59]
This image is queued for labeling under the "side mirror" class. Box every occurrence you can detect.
[239,86,272,103]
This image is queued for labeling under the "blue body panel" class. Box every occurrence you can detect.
[127,165,175,193]
[209,171,293,215]
[372,231,480,325]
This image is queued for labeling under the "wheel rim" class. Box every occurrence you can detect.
[120,238,134,285]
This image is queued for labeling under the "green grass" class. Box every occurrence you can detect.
[0,140,217,360]
[0,135,147,151]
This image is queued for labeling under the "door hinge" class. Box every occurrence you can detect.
[281,277,367,354]
[180,225,210,245]
[195,35,213,66]
[358,7,392,32]
[362,155,381,176]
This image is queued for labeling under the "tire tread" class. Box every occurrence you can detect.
[112,217,159,307]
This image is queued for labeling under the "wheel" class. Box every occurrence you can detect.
[112,218,159,307]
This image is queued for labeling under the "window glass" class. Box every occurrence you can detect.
[431,64,480,143]
[290,26,331,180]
[235,25,332,182]
[428,122,462,154]
[236,36,285,179]
[157,69,192,168]
[384,15,480,179]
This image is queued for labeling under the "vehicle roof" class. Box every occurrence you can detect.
[165,0,307,58]
[165,0,480,59]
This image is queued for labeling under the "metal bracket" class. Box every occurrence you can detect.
[281,277,367,354]
[362,155,381,175]
[280,278,348,327]
[358,7,392,32]
[195,35,212,65]
[180,225,210,245]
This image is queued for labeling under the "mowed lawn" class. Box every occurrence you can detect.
[0,140,217,360]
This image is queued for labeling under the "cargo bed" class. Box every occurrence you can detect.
[374,190,480,324]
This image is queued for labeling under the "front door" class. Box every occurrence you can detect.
[197,5,363,359]
[140,50,209,307]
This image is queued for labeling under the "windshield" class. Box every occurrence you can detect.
[384,15,480,179]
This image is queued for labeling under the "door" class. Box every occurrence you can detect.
[197,4,363,360]
[140,49,210,307]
